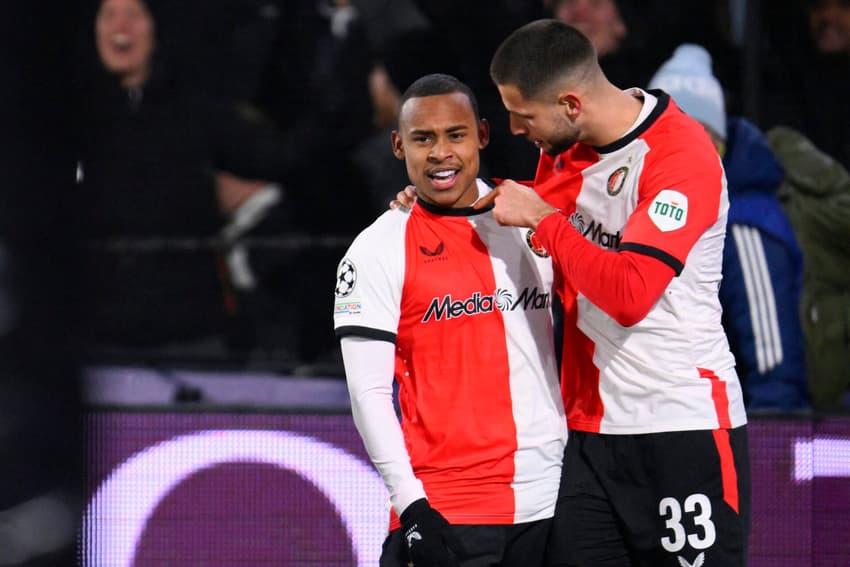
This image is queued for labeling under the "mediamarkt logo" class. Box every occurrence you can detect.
[570,212,621,249]
[422,287,551,323]
[583,219,622,249]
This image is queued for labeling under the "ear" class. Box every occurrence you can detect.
[391,130,405,160]
[558,92,581,120]
[478,118,490,150]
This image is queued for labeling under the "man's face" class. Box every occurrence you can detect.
[497,83,579,156]
[809,0,850,54]
[392,93,489,208]
[553,0,626,57]
[96,0,155,87]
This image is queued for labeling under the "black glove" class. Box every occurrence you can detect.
[400,498,462,567]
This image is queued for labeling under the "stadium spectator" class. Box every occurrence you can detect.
[760,0,850,171]
[335,74,566,566]
[649,44,809,412]
[766,125,850,411]
[544,0,626,57]
[543,0,744,110]
[74,0,296,361]
[479,20,750,565]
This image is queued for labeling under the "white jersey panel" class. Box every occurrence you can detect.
[469,207,566,522]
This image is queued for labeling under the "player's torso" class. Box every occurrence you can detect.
[537,107,745,434]
[395,199,565,524]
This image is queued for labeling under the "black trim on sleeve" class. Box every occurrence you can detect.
[618,242,684,276]
[335,326,397,343]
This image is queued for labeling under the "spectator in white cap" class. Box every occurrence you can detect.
[650,43,810,412]
[648,43,727,148]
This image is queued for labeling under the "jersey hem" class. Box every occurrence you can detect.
[568,417,748,434]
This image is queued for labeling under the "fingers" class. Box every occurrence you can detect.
[472,188,499,209]
[390,185,417,210]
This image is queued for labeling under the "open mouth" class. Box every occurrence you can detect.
[428,168,459,189]
[110,33,133,53]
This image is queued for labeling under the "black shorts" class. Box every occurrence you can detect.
[380,518,552,567]
[547,427,750,567]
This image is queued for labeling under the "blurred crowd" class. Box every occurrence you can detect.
[65,0,850,412]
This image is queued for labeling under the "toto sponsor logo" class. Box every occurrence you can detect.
[81,430,388,567]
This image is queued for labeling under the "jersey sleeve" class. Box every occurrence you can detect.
[341,337,426,515]
[618,140,726,275]
[535,212,675,326]
[333,212,407,343]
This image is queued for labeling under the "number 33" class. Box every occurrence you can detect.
[659,494,716,552]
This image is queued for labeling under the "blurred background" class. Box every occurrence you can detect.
[1,0,849,565]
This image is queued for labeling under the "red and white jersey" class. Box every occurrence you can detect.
[334,179,566,529]
[534,89,747,434]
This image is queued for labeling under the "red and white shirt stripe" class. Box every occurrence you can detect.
[533,90,747,434]
[335,179,566,529]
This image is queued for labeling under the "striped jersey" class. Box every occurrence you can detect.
[334,179,566,529]
[533,89,748,434]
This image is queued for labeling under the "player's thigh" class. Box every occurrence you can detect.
[499,519,552,567]
[546,432,632,567]
[626,427,751,567]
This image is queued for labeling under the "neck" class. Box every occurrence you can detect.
[585,84,643,147]
[120,67,149,89]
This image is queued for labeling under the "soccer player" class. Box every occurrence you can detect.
[474,20,751,567]
[333,73,567,567]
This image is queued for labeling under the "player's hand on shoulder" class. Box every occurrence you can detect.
[400,498,462,567]
[389,185,417,211]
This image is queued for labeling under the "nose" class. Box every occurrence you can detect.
[428,138,453,161]
[509,114,527,136]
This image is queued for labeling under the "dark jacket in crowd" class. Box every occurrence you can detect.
[767,125,850,411]
[720,117,808,410]
[75,66,296,351]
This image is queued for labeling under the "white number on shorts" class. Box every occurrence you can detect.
[659,494,716,552]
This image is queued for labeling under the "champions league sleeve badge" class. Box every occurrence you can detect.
[335,258,357,298]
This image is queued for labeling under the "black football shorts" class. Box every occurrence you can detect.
[547,427,750,567]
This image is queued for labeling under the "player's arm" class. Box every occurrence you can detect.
[534,214,675,326]
[532,142,721,326]
[475,180,675,327]
[342,336,461,564]
[340,336,426,514]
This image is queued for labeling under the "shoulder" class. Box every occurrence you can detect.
[346,208,411,258]
[642,105,720,173]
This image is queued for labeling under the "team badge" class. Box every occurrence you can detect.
[525,229,549,258]
[335,258,357,298]
[648,189,688,232]
[607,166,628,196]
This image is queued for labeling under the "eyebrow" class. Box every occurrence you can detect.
[408,125,469,136]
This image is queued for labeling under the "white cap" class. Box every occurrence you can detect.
[648,44,727,140]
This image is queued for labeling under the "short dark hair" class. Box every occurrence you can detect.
[490,19,597,100]
[399,73,480,121]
